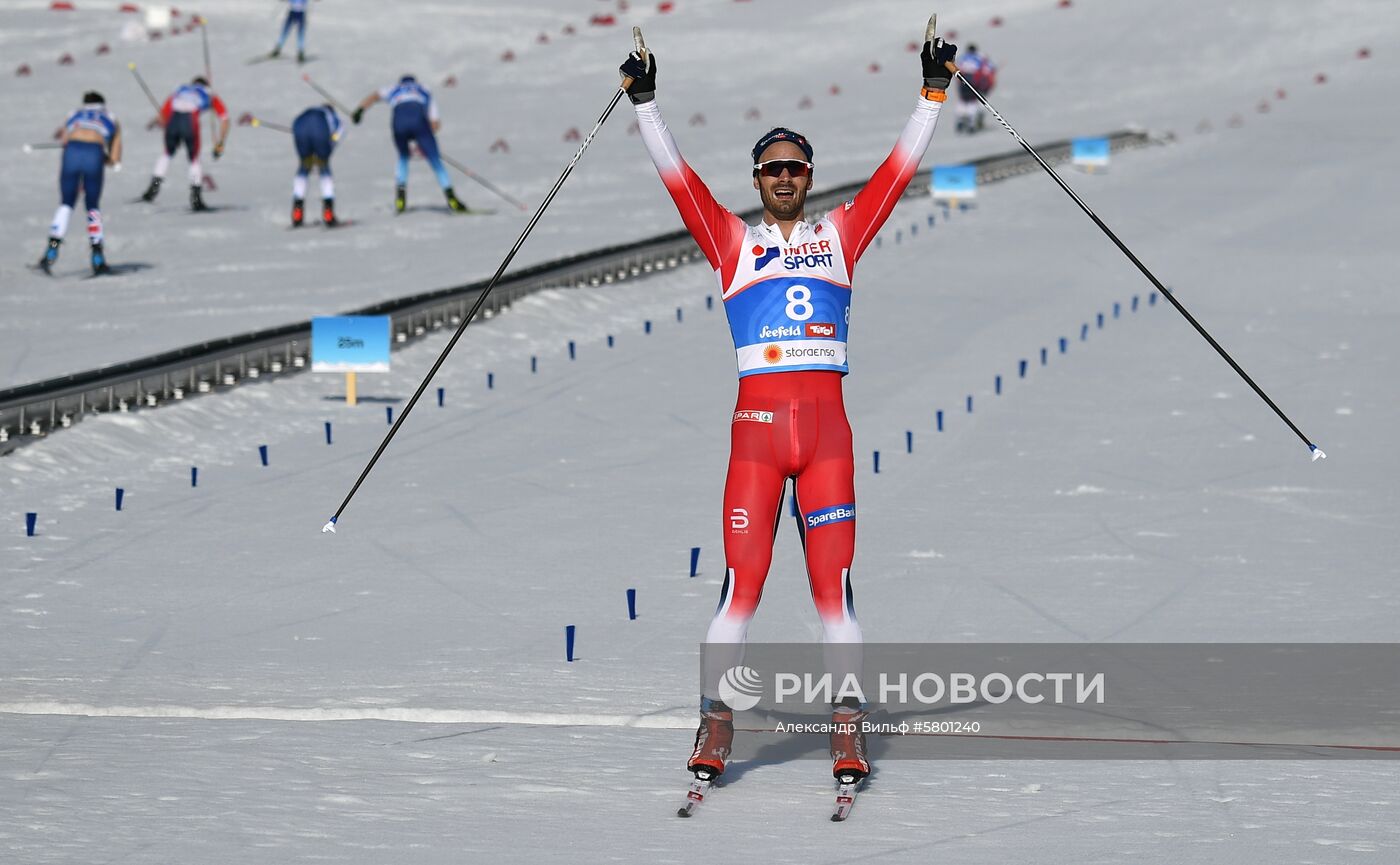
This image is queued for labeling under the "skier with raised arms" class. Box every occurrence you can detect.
[37,90,122,275]
[619,25,957,810]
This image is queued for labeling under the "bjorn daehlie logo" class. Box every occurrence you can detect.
[753,245,781,270]
[718,665,764,711]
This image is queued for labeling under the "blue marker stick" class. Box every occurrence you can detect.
[437,387,445,407]
[566,625,576,662]
[324,421,333,444]
[995,375,1002,395]
[1059,337,1068,354]
[627,588,637,620]
[906,430,913,453]
[1019,359,1028,378]
[936,409,944,432]
[386,406,393,425]
[568,341,576,360]
[191,466,199,487]
[25,512,37,537]
[115,488,124,511]
[873,451,881,474]
[259,444,269,466]
[690,546,700,577]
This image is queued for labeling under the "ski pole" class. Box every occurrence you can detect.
[941,55,1325,461]
[248,116,293,133]
[21,142,65,152]
[321,27,648,534]
[127,62,162,111]
[199,16,220,147]
[301,73,354,115]
[439,152,529,212]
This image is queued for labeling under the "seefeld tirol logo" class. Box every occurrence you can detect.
[717,665,764,711]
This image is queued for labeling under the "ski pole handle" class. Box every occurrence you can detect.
[621,26,647,91]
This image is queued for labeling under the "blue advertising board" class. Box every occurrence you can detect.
[931,164,978,200]
[1071,137,1110,168]
[311,316,391,373]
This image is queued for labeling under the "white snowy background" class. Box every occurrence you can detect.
[3,0,1399,862]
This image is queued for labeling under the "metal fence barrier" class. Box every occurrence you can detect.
[0,129,1162,455]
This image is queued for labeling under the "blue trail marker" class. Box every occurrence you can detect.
[1132,295,1140,311]
[1041,347,1048,366]
[565,625,576,662]
[324,422,333,445]
[706,295,714,310]
[936,409,944,432]
[607,335,615,348]
[873,450,881,474]
[487,372,495,390]
[676,307,683,323]
[690,546,701,577]
[191,466,199,487]
[1113,302,1121,319]
[26,512,37,537]
[115,488,124,511]
[1097,312,1105,329]
[1019,359,1028,378]
[531,356,538,373]
[1150,292,1158,306]
[386,406,393,425]
[627,588,637,620]
[966,395,974,413]
[437,387,445,407]
[1081,323,1089,341]
[568,341,576,360]
[1059,337,1069,354]
[995,375,1002,395]
[259,445,269,466]
[906,430,913,453]
[644,320,652,334]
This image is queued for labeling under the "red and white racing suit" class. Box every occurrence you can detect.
[634,92,943,701]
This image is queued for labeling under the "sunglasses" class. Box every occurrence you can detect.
[753,159,813,178]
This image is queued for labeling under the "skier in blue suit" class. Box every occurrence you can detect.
[352,75,466,214]
[38,91,123,275]
[290,103,343,226]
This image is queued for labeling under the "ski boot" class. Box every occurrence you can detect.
[394,184,407,214]
[269,47,281,59]
[297,50,306,64]
[321,199,338,227]
[139,176,162,202]
[687,701,734,779]
[190,184,210,212]
[829,706,870,781]
[291,198,305,227]
[37,238,61,274]
[89,241,110,276]
[444,187,468,213]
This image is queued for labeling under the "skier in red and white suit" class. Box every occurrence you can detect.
[621,33,958,783]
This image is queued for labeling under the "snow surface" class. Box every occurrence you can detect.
[4,0,1400,862]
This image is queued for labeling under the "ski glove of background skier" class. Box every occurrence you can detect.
[619,50,656,105]
[921,38,958,91]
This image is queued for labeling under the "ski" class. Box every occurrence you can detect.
[675,771,714,818]
[830,773,862,822]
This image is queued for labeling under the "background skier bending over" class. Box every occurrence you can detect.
[620,32,957,785]
[137,76,230,212]
[290,103,344,227]
[351,75,466,214]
